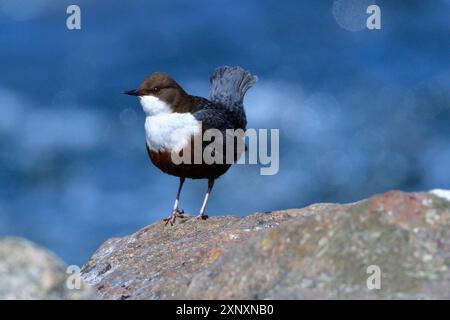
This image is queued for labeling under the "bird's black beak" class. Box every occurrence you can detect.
[123,89,141,96]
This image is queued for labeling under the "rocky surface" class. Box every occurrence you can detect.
[0,237,95,299]
[82,191,450,299]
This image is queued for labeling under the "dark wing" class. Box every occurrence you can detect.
[193,108,245,163]
[193,107,233,132]
[191,96,247,129]
[189,96,215,113]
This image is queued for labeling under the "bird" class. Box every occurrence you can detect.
[124,66,257,225]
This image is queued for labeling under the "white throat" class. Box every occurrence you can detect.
[139,95,171,116]
[140,96,200,152]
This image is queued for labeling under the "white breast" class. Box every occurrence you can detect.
[139,95,171,116]
[138,95,200,152]
[145,113,200,152]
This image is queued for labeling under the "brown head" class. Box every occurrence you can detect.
[124,72,193,115]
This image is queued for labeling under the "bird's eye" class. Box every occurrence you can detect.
[153,87,159,92]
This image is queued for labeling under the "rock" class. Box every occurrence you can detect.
[82,191,450,299]
[0,237,96,300]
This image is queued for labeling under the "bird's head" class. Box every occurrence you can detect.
[124,72,188,116]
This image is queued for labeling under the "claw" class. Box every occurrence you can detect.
[163,209,186,226]
[194,214,209,221]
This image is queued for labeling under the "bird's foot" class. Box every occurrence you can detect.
[194,213,209,221]
[163,209,186,226]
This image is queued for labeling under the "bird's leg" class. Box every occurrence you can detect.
[195,179,215,220]
[172,176,186,215]
[164,177,186,225]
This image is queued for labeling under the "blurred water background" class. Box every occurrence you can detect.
[0,0,449,264]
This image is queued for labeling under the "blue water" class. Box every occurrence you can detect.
[0,0,449,264]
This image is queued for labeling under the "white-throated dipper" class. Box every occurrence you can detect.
[124,66,257,225]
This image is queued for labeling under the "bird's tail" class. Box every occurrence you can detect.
[209,66,257,107]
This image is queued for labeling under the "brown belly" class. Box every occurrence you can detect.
[146,145,232,180]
